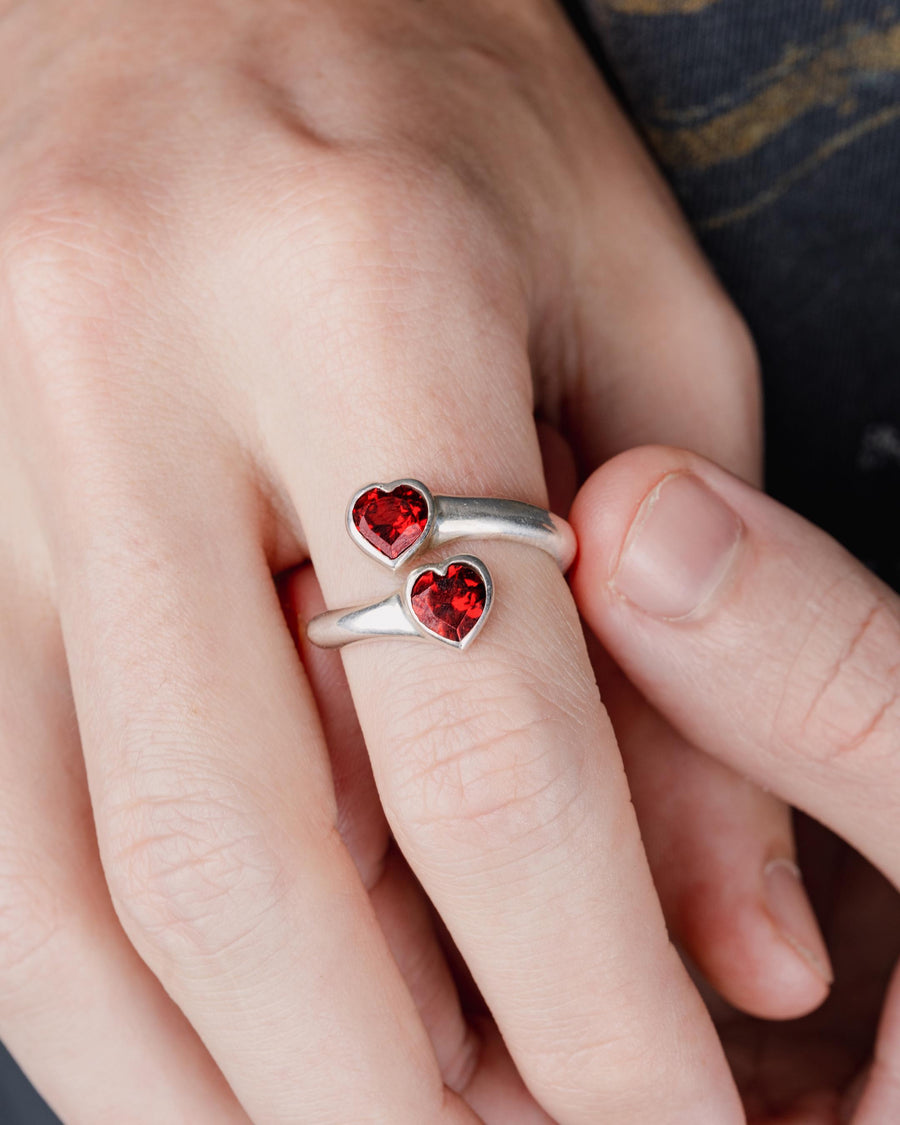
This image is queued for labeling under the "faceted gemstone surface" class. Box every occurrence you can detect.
[410,562,486,643]
[352,485,429,560]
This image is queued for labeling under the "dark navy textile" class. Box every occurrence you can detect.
[575,0,900,586]
[0,1041,59,1124]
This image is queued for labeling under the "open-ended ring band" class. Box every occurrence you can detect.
[305,479,575,651]
[345,479,576,571]
[306,555,493,651]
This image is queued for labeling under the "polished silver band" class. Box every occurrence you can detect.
[306,479,574,652]
[429,495,575,570]
[346,479,576,572]
[306,555,493,651]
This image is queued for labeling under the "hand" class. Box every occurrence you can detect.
[571,445,900,1122]
[0,1,779,1120]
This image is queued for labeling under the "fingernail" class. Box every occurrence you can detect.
[764,859,833,984]
[611,473,742,620]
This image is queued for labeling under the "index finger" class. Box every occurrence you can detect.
[571,444,900,883]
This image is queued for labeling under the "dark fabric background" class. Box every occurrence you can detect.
[2,1,898,1120]
[0,1042,59,1124]
[576,0,900,588]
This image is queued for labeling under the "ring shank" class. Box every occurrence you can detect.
[307,489,576,651]
[432,496,576,570]
[305,593,420,649]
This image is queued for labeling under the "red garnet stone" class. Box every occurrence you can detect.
[410,562,486,643]
[352,485,429,560]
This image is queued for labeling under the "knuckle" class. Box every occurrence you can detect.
[677,290,760,392]
[383,659,588,851]
[2,178,149,334]
[263,146,520,301]
[521,970,717,1120]
[608,280,762,472]
[0,175,215,507]
[708,299,761,394]
[530,1043,656,1118]
[0,177,158,441]
[522,991,684,1118]
[645,281,761,410]
[102,780,286,961]
[776,577,900,768]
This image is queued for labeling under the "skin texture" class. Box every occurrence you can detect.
[0,0,826,1120]
[571,446,900,1123]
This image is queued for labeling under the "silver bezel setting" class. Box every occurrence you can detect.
[403,554,493,650]
[348,478,576,572]
[307,477,575,652]
[346,478,436,571]
[304,554,493,651]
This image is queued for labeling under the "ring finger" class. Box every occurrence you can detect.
[268,209,743,1123]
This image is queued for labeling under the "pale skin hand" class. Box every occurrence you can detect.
[0,0,821,1120]
[571,446,900,1123]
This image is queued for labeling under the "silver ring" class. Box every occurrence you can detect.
[345,479,576,571]
[306,555,493,651]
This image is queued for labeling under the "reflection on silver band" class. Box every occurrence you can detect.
[307,480,575,652]
[430,495,575,570]
[347,479,576,572]
[305,593,417,649]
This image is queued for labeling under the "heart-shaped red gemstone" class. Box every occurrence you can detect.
[409,562,486,644]
[352,485,429,560]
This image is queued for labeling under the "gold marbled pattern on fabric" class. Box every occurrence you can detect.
[703,101,900,227]
[647,23,900,173]
[602,0,718,13]
[576,0,900,595]
[585,0,900,227]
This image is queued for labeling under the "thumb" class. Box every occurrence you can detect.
[570,444,900,887]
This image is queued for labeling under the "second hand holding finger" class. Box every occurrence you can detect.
[570,445,900,1118]
[571,446,900,885]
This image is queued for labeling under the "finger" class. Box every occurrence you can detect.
[267,201,742,1122]
[278,563,389,885]
[587,638,827,1017]
[570,443,900,885]
[854,963,900,1123]
[0,560,249,1123]
[43,431,478,1123]
[555,71,808,1017]
[541,422,796,1015]
[538,423,802,1018]
[283,562,545,1114]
